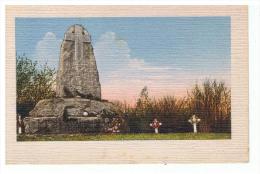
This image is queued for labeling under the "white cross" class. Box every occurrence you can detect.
[188,115,201,133]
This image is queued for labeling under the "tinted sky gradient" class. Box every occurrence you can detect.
[16,17,230,104]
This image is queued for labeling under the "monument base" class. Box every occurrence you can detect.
[23,98,118,134]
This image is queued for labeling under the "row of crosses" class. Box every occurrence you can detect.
[149,115,201,134]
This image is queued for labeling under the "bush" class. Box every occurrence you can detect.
[113,80,231,133]
[16,55,56,117]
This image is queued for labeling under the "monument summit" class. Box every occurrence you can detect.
[56,24,101,100]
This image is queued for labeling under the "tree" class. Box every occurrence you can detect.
[16,55,56,117]
[188,79,231,132]
[136,86,151,116]
[112,80,231,134]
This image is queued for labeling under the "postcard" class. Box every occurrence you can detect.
[6,5,248,164]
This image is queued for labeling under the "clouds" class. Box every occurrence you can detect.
[94,32,130,75]
[32,31,229,105]
[34,32,61,68]
[94,32,193,104]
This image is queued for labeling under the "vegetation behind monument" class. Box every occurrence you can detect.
[16,55,56,117]
[115,81,231,133]
[16,55,231,134]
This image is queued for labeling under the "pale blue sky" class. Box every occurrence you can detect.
[15,17,230,102]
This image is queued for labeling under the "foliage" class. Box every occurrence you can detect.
[114,79,231,133]
[16,55,56,117]
[188,79,231,132]
[16,55,230,133]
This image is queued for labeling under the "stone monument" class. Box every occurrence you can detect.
[23,24,119,134]
[56,24,101,100]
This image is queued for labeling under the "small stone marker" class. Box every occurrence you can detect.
[17,114,22,134]
[83,111,88,116]
[150,118,162,134]
[188,115,201,133]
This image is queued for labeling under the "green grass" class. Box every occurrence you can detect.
[17,133,231,141]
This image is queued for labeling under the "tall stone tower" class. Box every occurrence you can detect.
[56,24,101,100]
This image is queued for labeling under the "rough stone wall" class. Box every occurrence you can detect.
[23,116,105,134]
[23,98,117,134]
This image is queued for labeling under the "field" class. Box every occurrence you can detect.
[17,133,231,141]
